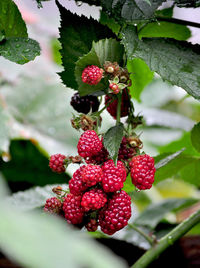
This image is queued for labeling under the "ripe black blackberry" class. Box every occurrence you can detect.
[70,93,100,114]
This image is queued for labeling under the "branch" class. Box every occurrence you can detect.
[156,16,200,29]
[131,209,200,268]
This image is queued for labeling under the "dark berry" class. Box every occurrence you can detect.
[49,154,66,173]
[85,219,98,232]
[99,190,131,235]
[118,137,136,161]
[81,189,107,212]
[102,160,127,192]
[82,65,103,85]
[70,93,100,114]
[77,130,102,158]
[44,197,62,214]
[63,194,84,225]
[105,89,130,119]
[129,154,156,190]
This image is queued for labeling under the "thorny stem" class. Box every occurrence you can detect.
[116,93,122,125]
[156,16,200,29]
[131,209,200,268]
[96,97,116,115]
[128,223,154,246]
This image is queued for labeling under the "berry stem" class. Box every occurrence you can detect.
[128,223,154,246]
[131,209,200,268]
[116,93,122,125]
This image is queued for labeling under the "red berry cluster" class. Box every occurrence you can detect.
[45,64,157,236]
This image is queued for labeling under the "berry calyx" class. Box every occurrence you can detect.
[82,164,103,187]
[49,154,66,173]
[77,130,102,158]
[81,189,107,212]
[70,93,100,114]
[82,65,103,85]
[63,194,84,225]
[129,154,156,190]
[109,83,120,94]
[69,165,88,196]
[105,89,130,119]
[99,190,131,235]
[44,197,62,214]
[102,160,127,192]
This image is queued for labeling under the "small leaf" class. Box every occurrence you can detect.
[134,198,197,229]
[0,37,40,64]
[127,58,154,102]
[0,31,5,42]
[138,22,191,41]
[191,122,200,153]
[155,149,185,170]
[0,0,27,38]
[103,123,124,164]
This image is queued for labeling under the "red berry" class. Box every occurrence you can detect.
[69,165,88,196]
[102,160,127,192]
[81,189,107,212]
[118,137,135,161]
[105,89,130,119]
[99,190,131,235]
[85,219,98,232]
[77,130,102,158]
[44,197,62,214]
[49,154,66,173]
[129,154,156,190]
[82,164,103,187]
[63,194,84,225]
[82,65,103,85]
[109,83,120,94]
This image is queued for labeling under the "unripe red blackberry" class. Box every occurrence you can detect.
[118,137,136,161]
[44,197,62,214]
[82,164,103,187]
[70,93,100,114]
[49,154,66,173]
[82,65,103,85]
[99,190,131,235]
[109,83,120,94]
[81,189,107,212]
[129,154,156,190]
[69,165,88,196]
[105,89,130,119]
[101,160,127,192]
[85,219,98,232]
[77,130,102,158]
[63,194,84,225]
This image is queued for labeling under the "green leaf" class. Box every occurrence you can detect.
[75,38,124,96]
[0,0,27,38]
[103,123,124,164]
[154,153,195,184]
[127,58,154,101]
[5,184,68,211]
[138,22,191,41]
[180,159,200,187]
[101,0,165,23]
[0,31,5,42]
[121,25,200,100]
[0,204,126,268]
[155,7,173,17]
[100,12,120,35]
[0,37,40,64]
[122,174,135,193]
[0,140,68,187]
[134,198,197,229]
[155,149,185,170]
[191,122,200,153]
[56,0,114,90]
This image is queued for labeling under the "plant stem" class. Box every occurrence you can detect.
[116,93,122,125]
[156,16,200,29]
[131,209,200,268]
[128,223,154,246]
